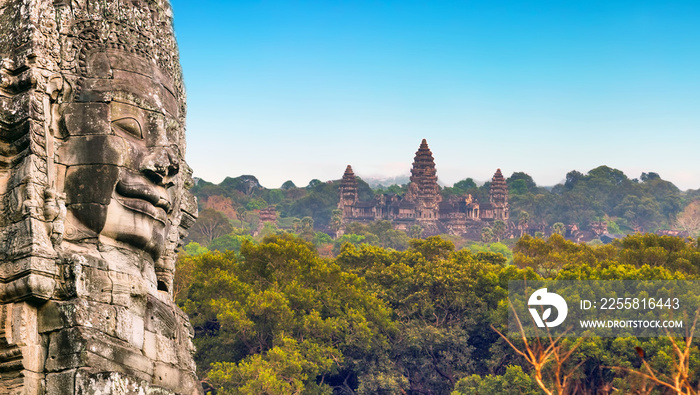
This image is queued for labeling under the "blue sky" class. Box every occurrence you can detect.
[170,0,700,190]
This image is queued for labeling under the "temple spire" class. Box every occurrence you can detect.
[338,165,358,213]
[489,168,509,221]
[406,139,442,221]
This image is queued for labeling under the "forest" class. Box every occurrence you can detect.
[178,166,700,394]
[176,232,700,394]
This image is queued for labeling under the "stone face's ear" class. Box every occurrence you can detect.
[47,74,73,140]
[47,74,72,102]
[47,75,63,101]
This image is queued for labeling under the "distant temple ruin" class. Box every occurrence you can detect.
[338,139,509,237]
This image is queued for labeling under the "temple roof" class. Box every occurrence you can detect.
[342,165,355,180]
[340,165,358,188]
[398,201,417,209]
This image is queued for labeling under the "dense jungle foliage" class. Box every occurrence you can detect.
[176,233,700,394]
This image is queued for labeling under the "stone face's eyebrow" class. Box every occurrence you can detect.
[111,89,177,121]
[111,90,156,111]
[112,73,179,119]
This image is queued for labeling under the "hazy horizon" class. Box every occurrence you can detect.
[195,163,691,192]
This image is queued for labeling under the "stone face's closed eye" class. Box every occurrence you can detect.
[112,117,143,138]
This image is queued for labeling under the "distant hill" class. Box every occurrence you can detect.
[191,175,373,229]
[361,175,411,189]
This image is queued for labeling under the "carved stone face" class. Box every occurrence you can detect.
[59,50,183,260]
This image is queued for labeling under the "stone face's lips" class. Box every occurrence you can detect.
[115,195,167,223]
[115,171,171,222]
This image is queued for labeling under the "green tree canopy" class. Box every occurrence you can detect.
[179,235,397,394]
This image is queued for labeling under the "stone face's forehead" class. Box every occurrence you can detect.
[105,50,177,100]
[75,51,180,119]
[112,70,179,119]
[62,16,186,120]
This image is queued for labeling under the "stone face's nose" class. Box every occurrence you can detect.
[141,146,179,186]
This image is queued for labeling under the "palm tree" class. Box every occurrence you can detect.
[518,211,530,237]
[493,220,507,242]
[552,222,566,236]
[481,227,494,243]
[236,206,246,228]
[408,224,423,239]
[330,209,343,239]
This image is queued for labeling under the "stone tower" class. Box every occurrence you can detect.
[0,0,202,393]
[489,169,509,221]
[405,139,442,224]
[338,165,358,217]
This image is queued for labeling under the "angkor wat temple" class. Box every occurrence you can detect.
[338,139,509,237]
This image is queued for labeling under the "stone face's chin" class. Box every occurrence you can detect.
[101,193,167,260]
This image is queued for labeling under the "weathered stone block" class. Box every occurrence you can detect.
[37,301,65,334]
[144,296,177,340]
[60,103,110,136]
[151,332,178,366]
[0,256,58,281]
[64,165,119,205]
[73,301,118,337]
[114,308,144,350]
[4,218,55,261]
[56,136,127,167]
[75,266,112,304]
[0,273,56,304]
[47,327,154,380]
[109,271,147,312]
[46,328,87,372]
[178,367,203,395]
[142,331,157,362]
[46,369,76,395]
[74,370,154,395]
[106,51,153,77]
[152,362,180,389]
[64,203,107,238]
[21,370,46,395]
[83,339,154,380]
[9,302,38,346]
[39,300,116,336]
[75,78,113,103]
[19,345,46,373]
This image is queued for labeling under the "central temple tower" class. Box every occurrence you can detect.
[405,139,442,229]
